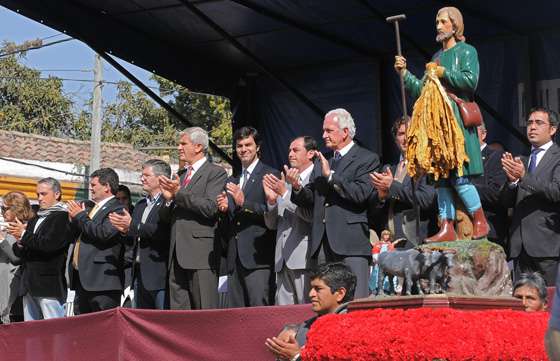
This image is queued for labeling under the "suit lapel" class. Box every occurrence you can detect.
[243,160,263,196]
[146,196,163,223]
[335,144,359,174]
[185,161,208,191]
[91,198,115,221]
[535,143,559,176]
[481,146,491,166]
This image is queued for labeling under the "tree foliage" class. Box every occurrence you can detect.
[155,76,232,147]
[0,44,232,158]
[0,45,75,136]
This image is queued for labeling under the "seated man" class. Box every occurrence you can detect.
[265,262,356,361]
[512,272,547,312]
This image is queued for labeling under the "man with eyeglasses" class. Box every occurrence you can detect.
[109,159,171,309]
[501,107,560,285]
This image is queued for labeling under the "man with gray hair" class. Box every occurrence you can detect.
[159,127,227,309]
[13,177,73,320]
[287,108,380,298]
[512,272,547,312]
[110,159,171,309]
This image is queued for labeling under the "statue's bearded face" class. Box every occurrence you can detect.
[435,12,454,43]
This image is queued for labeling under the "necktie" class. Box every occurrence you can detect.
[241,169,250,191]
[332,151,342,170]
[528,148,543,174]
[388,161,407,234]
[181,166,193,188]
[394,159,407,183]
[72,203,101,270]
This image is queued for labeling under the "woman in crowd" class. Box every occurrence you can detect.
[0,191,33,323]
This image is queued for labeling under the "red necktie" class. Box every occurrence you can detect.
[181,166,193,188]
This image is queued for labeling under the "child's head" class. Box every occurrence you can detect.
[380,230,392,242]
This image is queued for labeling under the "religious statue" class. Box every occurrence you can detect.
[394,6,489,243]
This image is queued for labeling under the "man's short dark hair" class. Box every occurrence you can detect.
[233,126,262,147]
[301,136,318,152]
[90,168,119,195]
[309,262,356,303]
[38,177,62,201]
[528,107,559,127]
[514,272,548,304]
[391,116,411,139]
[143,159,171,177]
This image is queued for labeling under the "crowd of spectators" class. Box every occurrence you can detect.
[0,105,557,322]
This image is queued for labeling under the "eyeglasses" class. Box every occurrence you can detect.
[526,119,550,127]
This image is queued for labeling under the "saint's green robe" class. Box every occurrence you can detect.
[404,41,483,177]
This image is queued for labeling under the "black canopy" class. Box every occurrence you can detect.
[3,1,560,166]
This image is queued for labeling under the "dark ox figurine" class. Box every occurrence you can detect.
[376,248,455,296]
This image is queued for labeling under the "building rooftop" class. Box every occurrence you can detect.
[0,130,160,171]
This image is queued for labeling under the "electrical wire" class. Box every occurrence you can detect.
[0,37,74,58]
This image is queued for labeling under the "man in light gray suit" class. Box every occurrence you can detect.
[159,127,228,309]
[263,136,317,305]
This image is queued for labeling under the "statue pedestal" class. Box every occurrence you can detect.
[348,294,524,312]
[420,238,513,296]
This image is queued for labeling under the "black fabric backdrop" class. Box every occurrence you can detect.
[2,1,560,167]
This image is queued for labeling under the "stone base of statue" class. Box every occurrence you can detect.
[348,294,523,312]
[419,238,512,297]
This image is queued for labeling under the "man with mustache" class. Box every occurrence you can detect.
[394,7,489,243]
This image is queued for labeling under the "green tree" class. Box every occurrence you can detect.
[0,43,232,158]
[73,81,176,148]
[0,44,75,136]
[155,76,232,146]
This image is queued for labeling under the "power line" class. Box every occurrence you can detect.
[0,37,74,58]
[34,68,91,72]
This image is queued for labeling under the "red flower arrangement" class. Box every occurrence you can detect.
[301,308,549,361]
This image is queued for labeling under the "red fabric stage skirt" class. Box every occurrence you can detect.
[0,305,313,361]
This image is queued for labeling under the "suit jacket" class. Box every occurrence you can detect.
[71,197,126,292]
[264,164,315,272]
[500,143,560,258]
[372,165,437,249]
[222,160,279,271]
[292,144,380,257]
[472,145,508,243]
[13,211,72,298]
[161,160,227,271]
[125,195,169,291]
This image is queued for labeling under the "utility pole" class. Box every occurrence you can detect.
[89,53,103,176]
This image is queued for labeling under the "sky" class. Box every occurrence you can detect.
[0,6,158,109]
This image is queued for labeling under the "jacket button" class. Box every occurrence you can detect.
[322,218,326,223]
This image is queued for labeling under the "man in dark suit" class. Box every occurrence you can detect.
[501,107,560,285]
[287,108,380,298]
[109,159,171,309]
[370,117,437,249]
[13,177,73,320]
[67,168,126,314]
[472,122,508,247]
[217,126,279,307]
[157,127,227,310]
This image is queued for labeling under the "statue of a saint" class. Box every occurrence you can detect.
[394,7,489,243]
